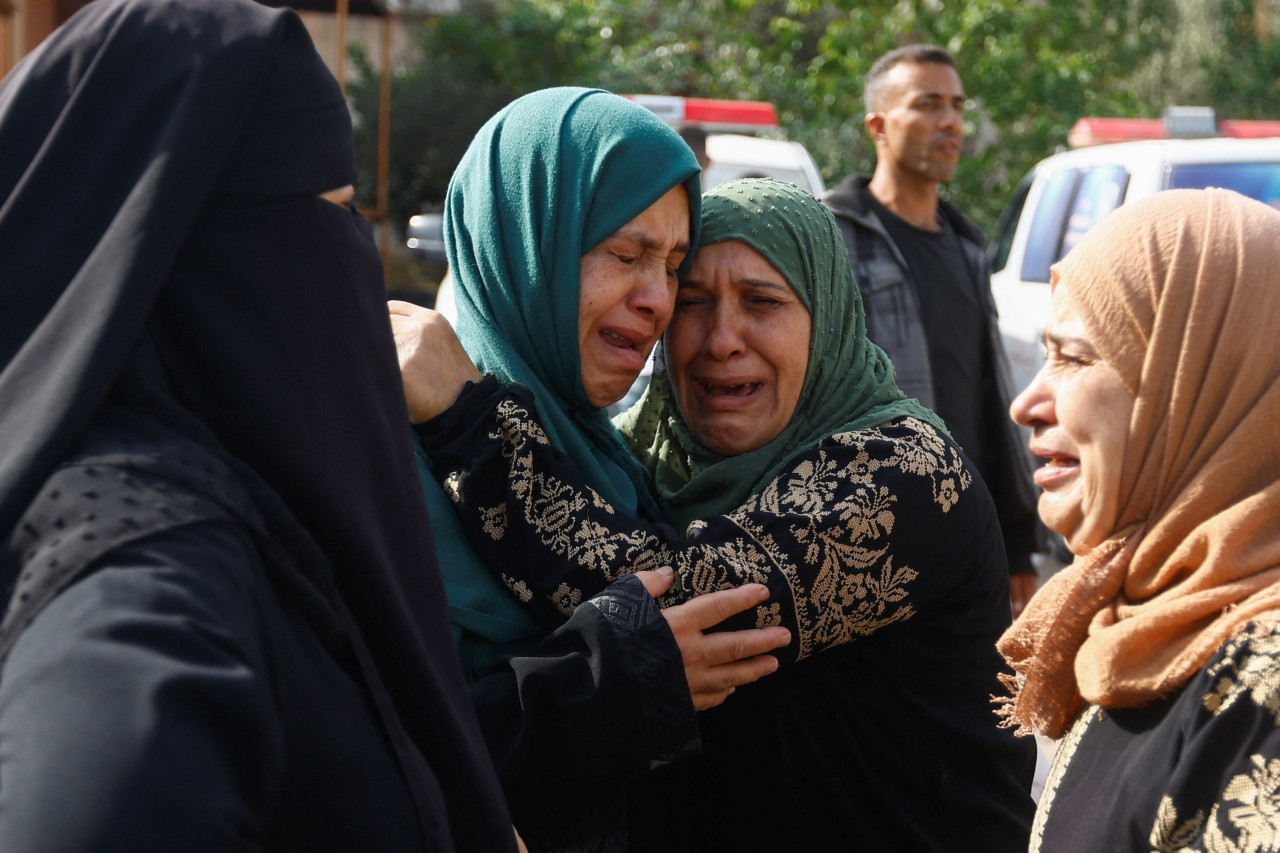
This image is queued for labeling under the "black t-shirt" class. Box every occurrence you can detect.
[870,196,988,471]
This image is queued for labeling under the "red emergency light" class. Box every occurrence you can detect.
[622,95,779,132]
[1069,107,1280,147]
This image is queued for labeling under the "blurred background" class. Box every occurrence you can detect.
[7,0,1279,303]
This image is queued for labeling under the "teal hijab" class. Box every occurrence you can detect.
[617,177,947,532]
[423,87,701,674]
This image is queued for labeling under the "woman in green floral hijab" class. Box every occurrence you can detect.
[616,177,946,530]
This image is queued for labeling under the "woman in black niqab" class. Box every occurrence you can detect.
[0,0,514,848]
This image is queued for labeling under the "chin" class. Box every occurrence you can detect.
[692,426,747,456]
[584,381,631,410]
[1037,501,1082,555]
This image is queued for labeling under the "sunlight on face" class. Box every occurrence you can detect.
[666,240,811,455]
[577,184,690,408]
[1009,281,1136,554]
[870,61,965,186]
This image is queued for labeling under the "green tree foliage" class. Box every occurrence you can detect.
[1199,0,1280,117]
[357,0,1280,234]
[800,0,1170,228]
[346,0,601,225]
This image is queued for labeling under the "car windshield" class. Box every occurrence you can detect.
[1166,161,1280,209]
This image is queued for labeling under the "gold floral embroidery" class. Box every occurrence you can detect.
[776,456,844,515]
[756,602,781,629]
[549,582,582,615]
[465,406,970,661]
[502,576,534,603]
[1149,756,1280,853]
[496,398,551,446]
[1037,627,1280,853]
[1150,795,1205,851]
[1029,707,1096,853]
[1204,630,1280,725]
[480,505,506,540]
[935,476,961,512]
[1223,755,1280,849]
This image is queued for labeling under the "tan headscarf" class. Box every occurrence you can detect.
[997,188,1280,738]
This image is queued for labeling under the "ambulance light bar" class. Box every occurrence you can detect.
[622,95,779,132]
[1068,107,1280,147]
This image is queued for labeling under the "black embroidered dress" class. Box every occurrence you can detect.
[419,379,1037,851]
[1031,621,1280,853]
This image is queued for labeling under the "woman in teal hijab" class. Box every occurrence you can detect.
[414,87,702,675]
[416,179,1036,850]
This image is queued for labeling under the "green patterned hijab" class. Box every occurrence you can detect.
[617,178,946,530]
[445,87,701,519]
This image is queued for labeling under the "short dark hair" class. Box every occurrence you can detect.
[864,44,958,114]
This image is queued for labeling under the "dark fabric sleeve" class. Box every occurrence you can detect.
[467,574,698,824]
[0,524,280,852]
[975,244,1045,576]
[421,382,994,665]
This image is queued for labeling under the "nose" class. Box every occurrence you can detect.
[628,262,674,320]
[703,303,746,361]
[940,102,963,135]
[1010,363,1054,429]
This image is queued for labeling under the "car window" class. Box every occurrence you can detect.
[1059,165,1128,259]
[1166,161,1280,209]
[1020,167,1081,283]
[990,172,1033,273]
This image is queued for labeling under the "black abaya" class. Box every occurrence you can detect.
[0,0,513,847]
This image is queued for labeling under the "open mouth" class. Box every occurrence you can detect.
[1040,455,1078,467]
[702,382,761,397]
[602,330,638,350]
[1031,453,1078,488]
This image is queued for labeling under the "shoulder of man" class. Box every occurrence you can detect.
[822,173,876,223]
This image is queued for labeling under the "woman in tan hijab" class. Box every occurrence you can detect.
[1000,187,1280,851]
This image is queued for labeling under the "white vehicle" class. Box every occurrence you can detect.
[624,94,826,197]
[703,133,826,197]
[989,115,1280,395]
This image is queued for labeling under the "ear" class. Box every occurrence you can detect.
[864,112,885,145]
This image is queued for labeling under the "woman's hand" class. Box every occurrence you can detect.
[637,567,790,711]
[388,300,481,423]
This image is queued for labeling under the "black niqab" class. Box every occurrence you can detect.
[0,0,512,848]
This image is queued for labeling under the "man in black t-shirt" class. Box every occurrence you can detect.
[824,44,1043,616]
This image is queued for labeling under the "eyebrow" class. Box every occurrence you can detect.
[913,90,966,103]
[1041,327,1095,353]
[610,228,690,257]
[679,277,791,292]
